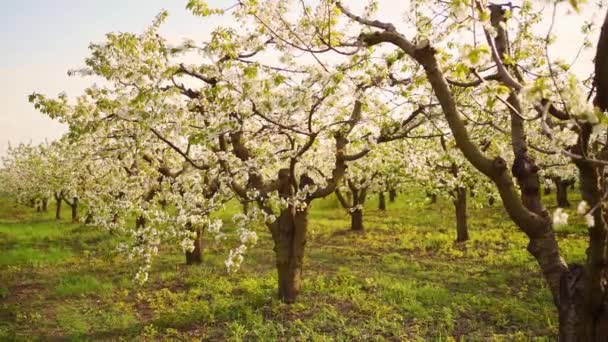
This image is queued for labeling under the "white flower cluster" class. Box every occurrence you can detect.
[348,204,364,213]
[552,208,569,227]
[553,127,578,147]
[222,208,267,273]
[577,201,595,227]
[225,245,246,273]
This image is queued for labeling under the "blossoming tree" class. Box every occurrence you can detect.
[326,0,608,338]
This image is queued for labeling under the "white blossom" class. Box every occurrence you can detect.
[553,208,569,227]
[577,201,589,215]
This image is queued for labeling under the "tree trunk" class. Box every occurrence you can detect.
[389,188,397,202]
[336,186,367,231]
[70,197,79,222]
[54,195,62,220]
[85,212,93,224]
[378,192,386,211]
[557,10,608,338]
[273,207,308,303]
[186,227,203,265]
[554,178,570,208]
[564,124,608,341]
[544,185,552,195]
[454,187,469,242]
[558,265,608,341]
[135,216,145,228]
[42,198,48,212]
[350,208,364,231]
[346,191,353,205]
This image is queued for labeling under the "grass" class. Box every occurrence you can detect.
[0,189,588,341]
[54,273,114,298]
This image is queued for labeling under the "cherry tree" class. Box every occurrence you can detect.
[1,143,51,210]
[402,131,496,242]
[30,13,235,280]
[325,0,608,338]
[335,146,387,231]
[335,140,417,231]
[28,9,380,302]
[0,139,88,220]
[214,0,608,337]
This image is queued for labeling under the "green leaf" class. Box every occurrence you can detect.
[186,0,224,17]
[243,65,258,79]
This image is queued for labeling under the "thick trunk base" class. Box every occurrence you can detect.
[277,260,302,304]
[273,207,307,303]
[558,265,608,341]
[350,209,364,231]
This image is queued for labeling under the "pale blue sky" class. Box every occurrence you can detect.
[0,0,229,156]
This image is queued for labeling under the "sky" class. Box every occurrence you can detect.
[0,0,230,158]
[0,0,602,158]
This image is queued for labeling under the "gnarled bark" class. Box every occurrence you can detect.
[274,207,308,303]
[266,169,311,303]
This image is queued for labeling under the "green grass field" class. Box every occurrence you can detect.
[0,190,589,341]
